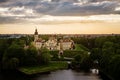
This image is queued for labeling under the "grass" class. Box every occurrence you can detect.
[19,61,68,75]
[75,44,83,51]
[75,44,89,51]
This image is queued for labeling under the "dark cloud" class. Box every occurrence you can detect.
[51,0,79,2]
[0,16,24,24]
[0,0,119,15]
[48,1,119,16]
[0,0,8,3]
[0,0,120,24]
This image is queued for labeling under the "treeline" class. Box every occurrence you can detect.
[0,35,120,80]
[72,35,120,80]
[0,37,51,70]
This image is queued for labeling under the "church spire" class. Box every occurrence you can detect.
[34,28,38,35]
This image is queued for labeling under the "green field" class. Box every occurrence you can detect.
[19,61,68,75]
[75,44,89,51]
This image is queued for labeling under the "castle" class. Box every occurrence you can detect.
[33,29,74,51]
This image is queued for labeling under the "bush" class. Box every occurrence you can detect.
[63,50,85,58]
[49,51,59,61]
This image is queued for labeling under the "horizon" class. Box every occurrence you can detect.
[0,32,120,35]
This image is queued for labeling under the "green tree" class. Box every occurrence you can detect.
[49,51,59,61]
[72,54,82,69]
[0,39,8,63]
[108,55,120,80]
[24,45,38,66]
[80,55,92,72]
[95,37,107,48]
[39,48,51,64]
[72,53,92,72]
[2,43,25,69]
[90,48,101,61]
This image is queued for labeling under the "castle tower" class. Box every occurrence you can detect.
[34,28,38,42]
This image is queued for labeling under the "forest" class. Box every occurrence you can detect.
[0,35,120,80]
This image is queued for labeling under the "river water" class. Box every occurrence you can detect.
[0,70,102,80]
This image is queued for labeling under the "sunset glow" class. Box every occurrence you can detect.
[0,0,120,34]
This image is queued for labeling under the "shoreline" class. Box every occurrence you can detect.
[18,61,68,76]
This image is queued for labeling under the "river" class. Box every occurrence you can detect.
[0,70,102,80]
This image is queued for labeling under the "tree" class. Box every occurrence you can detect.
[90,48,101,61]
[0,39,8,64]
[49,51,59,61]
[72,53,92,72]
[24,45,38,66]
[108,55,120,80]
[2,57,19,70]
[80,55,92,72]
[39,48,51,64]
[2,43,25,69]
[72,54,82,69]
[95,36,108,48]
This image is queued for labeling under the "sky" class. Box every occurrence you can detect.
[0,0,120,34]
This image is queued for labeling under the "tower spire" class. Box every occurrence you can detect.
[34,27,38,35]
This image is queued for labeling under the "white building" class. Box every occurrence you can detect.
[60,38,74,50]
[45,36,58,50]
[33,29,74,50]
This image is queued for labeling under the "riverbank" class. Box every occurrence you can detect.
[19,61,68,75]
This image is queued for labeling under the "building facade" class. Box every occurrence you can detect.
[33,29,74,50]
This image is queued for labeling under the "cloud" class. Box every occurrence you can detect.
[0,16,25,24]
[47,1,119,16]
[25,14,120,24]
[0,0,120,24]
[0,0,8,3]
[51,0,79,2]
[0,0,120,15]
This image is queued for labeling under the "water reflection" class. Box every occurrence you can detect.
[0,70,102,80]
[32,70,102,80]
